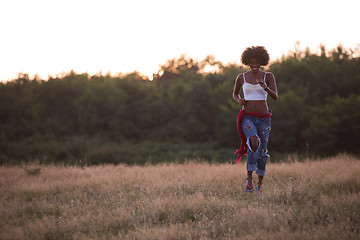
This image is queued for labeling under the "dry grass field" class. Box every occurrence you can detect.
[0,154,359,240]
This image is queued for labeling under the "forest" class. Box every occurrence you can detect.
[0,45,359,165]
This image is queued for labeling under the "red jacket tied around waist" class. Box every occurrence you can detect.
[234,109,271,164]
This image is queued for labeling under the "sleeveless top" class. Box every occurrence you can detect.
[242,72,267,101]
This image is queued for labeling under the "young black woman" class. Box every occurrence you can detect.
[233,46,278,193]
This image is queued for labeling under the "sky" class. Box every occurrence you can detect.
[0,0,359,81]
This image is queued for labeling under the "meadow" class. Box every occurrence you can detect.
[0,154,359,240]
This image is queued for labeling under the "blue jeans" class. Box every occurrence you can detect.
[241,113,271,176]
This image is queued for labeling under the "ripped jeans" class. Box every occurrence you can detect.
[241,113,271,176]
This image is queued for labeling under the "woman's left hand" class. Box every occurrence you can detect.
[256,79,267,89]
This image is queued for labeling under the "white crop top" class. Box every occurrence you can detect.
[242,72,267,101]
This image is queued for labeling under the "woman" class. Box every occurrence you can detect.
[232,46,278,193]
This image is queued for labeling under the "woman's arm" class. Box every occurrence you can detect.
[233,74,246,105]
[265,72,278,100]
[257,72,278,100]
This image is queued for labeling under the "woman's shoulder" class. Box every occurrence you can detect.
[235,73,245,85]
[264,70,274,74]
[237,70,251,79]
[236,72,244,79]
[264,71,275,78]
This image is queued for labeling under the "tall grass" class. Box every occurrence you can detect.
[0,154,359,239]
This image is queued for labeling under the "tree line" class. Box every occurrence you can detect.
[0,45,359,165]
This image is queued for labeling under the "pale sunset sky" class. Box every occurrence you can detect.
[0,0,359,81]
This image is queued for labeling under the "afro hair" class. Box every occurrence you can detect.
[241,46,270,66]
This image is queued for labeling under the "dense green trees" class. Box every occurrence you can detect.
[0,46,359,165]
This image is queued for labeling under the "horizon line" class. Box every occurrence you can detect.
[2,43,359,82]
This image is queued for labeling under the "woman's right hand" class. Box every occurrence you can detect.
[238,98,246,106]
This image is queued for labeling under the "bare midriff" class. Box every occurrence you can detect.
[243,100,269,114]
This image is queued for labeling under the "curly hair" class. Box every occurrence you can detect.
[241,46,270,66]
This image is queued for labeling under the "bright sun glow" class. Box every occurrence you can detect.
[202,64,220,73]
[0,0,359,81]
[142,63,161,81]
[203,65,212,73]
